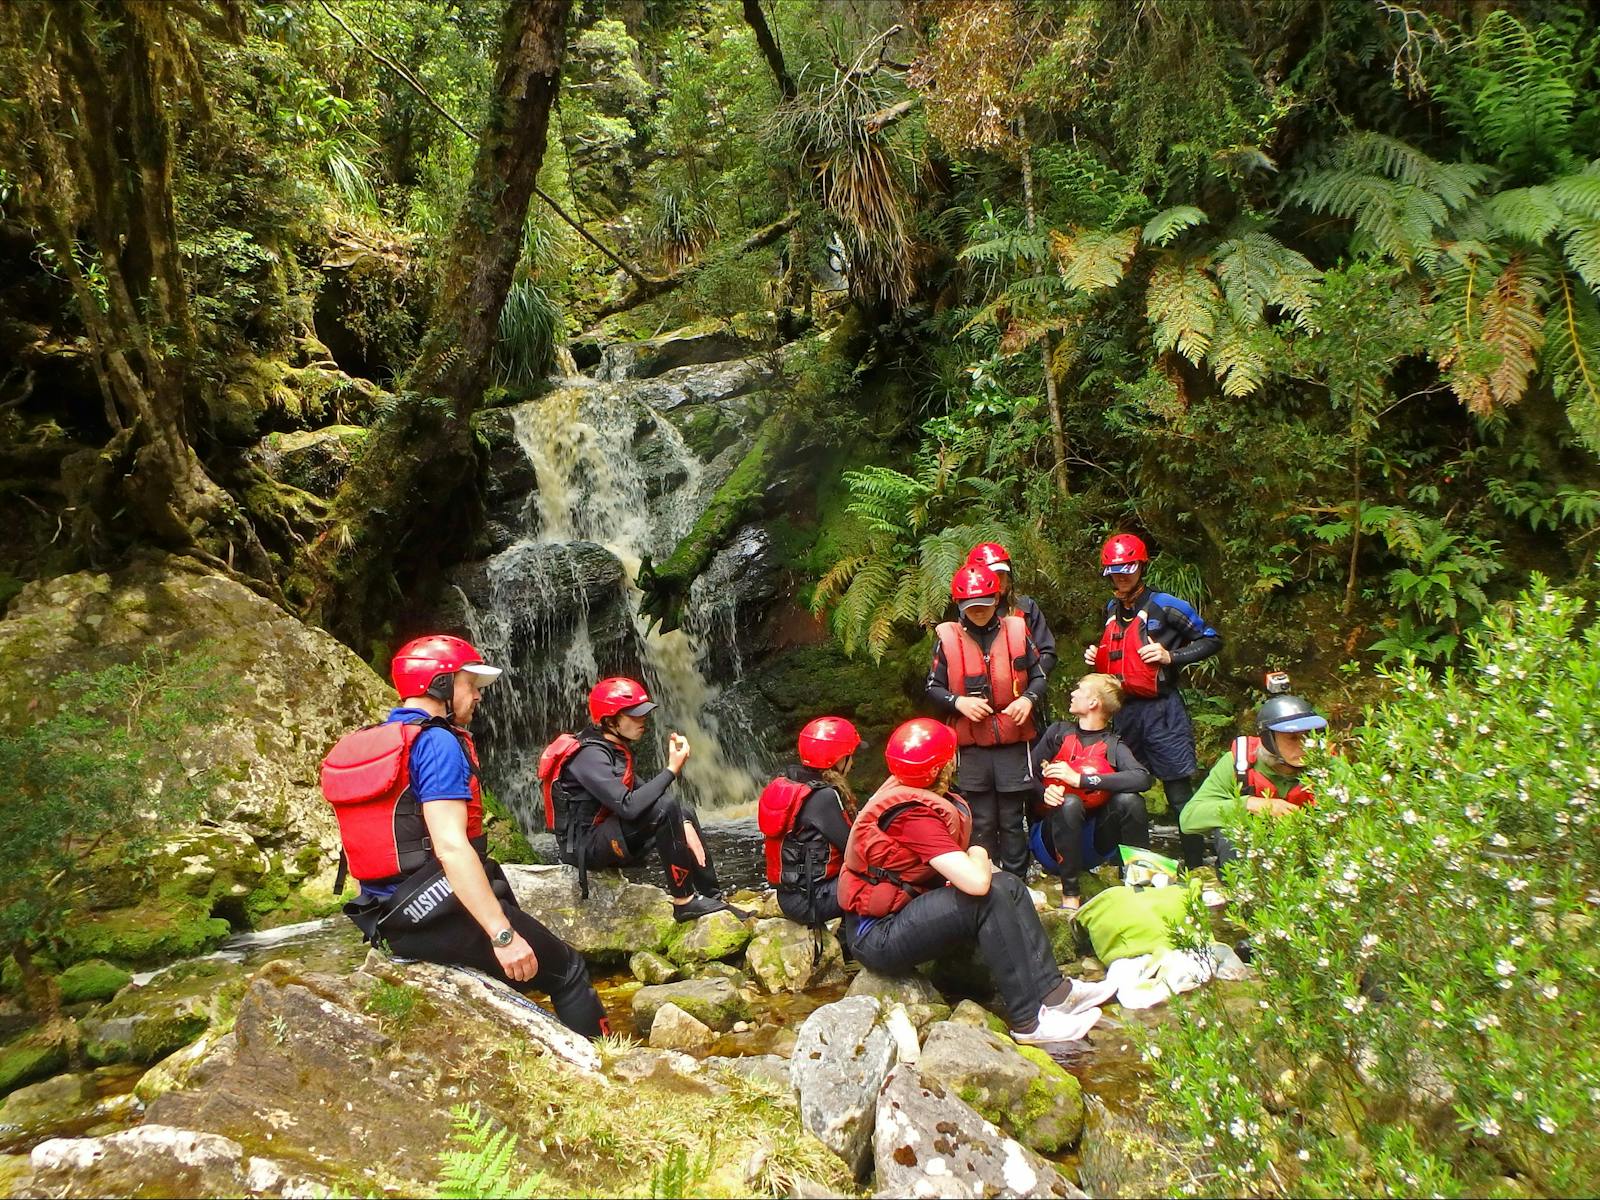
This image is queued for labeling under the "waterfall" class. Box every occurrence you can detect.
[455,371,774,834]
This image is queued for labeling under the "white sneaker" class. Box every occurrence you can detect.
[1011,1004,1102,1045]
[1049,976,1120,1016]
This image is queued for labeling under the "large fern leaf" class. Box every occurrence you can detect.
[436,1106,536,1200]
[1050,226,1140,293]
[1146,253,1221,364]
[1478,252,1549,410]
[1483,185,1564,244]
[1545,270,1600,452]
[1559,219,1600,291]
[1142,205,1208,247]
[1207,316,1276,397]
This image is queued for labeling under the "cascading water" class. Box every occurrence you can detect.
[453,369,775,836]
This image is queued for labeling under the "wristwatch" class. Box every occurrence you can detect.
[492,927,515,948]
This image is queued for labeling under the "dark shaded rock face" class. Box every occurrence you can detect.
[595,329,755,382]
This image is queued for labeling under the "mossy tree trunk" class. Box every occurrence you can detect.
[0,1,278,589]
[299,0,573,644]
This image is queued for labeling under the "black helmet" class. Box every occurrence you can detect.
[1257,694,1327,758]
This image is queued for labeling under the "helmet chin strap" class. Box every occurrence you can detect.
[426,673,456,723]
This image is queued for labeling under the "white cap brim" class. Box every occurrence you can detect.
[462,663,503,683]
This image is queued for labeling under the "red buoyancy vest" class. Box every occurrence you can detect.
[538,731,634,833]
[320,718,483,884]
[1234,736,1314,807]
[758,777,833,886]
[1094,606,1160,698]
[839,780,974,918]
[935,615,1038,747]
[1046,731,1116,810]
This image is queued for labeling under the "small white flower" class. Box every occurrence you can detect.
[1297,1149,1310,1162]
[1495,958,1516,976]
[1342,995,1368,1015]
[1492,833,1510,848]
[1402,809,1420,825]
[1480,1117,1502,1137]
[1538,1116,1557,1134]
[1543,984,1560,1000]
[1508,878,1529,893]
[1513,1090,1526,1102]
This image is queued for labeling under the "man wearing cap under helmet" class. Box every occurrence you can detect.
[965,542,1058,682]
[322,635,607,1037]
[1083,533,1222,868]
[1180,691,1329,867]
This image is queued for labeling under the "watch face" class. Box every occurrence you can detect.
[494,929,514,946]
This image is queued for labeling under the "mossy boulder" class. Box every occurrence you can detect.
[250,425,368,498]
[502,865,678,963]
[745,918,846,994]
[0,1071,96,1141]
[0,1037,68,1098]
[918,1020,1086,1154]
[56,961,132,1006]
[663,909,752,966]
[846,967,951,1030]
[948,998,1010,1037]
[628,951,679,985]
[80,960,242,1066]
[631,978,751,1035]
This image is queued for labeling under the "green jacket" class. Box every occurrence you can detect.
[1178,745,1305,835]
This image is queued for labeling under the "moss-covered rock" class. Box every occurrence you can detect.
[56,960,132,1006]
[0,1037,68,1098]
[80,961,242,1066]
[948,998,1009,1037]
[662,909,752,966]
[631,978,751,1035]
[628,950,679,985]
[59,906,233,971]
[502,865,678,963]
[744,918,845,994]
[847,967,951,1030]
[0,1071,96,1140]
[918,1020,1086,1154]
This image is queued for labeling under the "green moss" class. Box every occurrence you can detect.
[663,909,753,966]
[56,959,132,1005]
[482,787,535,863]
[677,407,732,459]
[1013,1044,1086,1152]
[61,904,232,968]
[362,979,421,1028]
[0,1039,67,1098]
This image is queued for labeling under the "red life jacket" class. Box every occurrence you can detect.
[757,776,845,887]
[1094,605,1160,698]
[320,716,483,885]
[1234,736,1314,807]
[537,730,634,836]
[839,780,973,918]
[1046,730,1117,810]
[935,615,1038,747]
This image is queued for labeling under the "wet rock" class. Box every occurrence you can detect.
[687,961,750,985]
[80,961,240,1066]
[790,996,898,1179]
[629,950,680,985]
[746,918,846,994]
[663,909,753,966]
[607,1047,721,1095]
[648,1003,716,1052]
[917,1021,1085,1154]
[873,1064,1083,1199]
[596,328,752,382]
[846,968,951,1030]
[27,1124,317,1198]
[0,1038,68,1099]
[1076,1097,1184,1198]
[56,961,131,1006]
[948,999,1008,1037]
[0,1073,96,1142]
[133,1029,234,1107]
[248,425,368,498]
[632,978,751,1035]
[503,864,678,962]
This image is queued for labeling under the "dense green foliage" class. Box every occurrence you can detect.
[1143,582,1600,1196]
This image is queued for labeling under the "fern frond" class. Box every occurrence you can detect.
[1146,253,1221,364]
[811,552,870,614]
[1482,185,1563,244]
[437,1106,536,1200]
[1559,218,1600,291]
[1544,270,1600,452]
[1050,226,1140,293]
[1331,132,1490,209]
[834,558,899,658]
[1477,252,1548,410]
[1551,167,1600,221]
[1207,316,1276,397]
[1142,205,1207,247]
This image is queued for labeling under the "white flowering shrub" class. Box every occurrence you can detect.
[1144,580,1600,1196]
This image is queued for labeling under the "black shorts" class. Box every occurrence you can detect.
[1112,689,1198,780]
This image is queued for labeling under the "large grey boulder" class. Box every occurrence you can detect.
[873,1065,1084,1199]
[0,1073,97,1144]
[790,996,898,1179]
[0,556,389,860]
[847,968,950,1029]
[632,978,751,1035]
[917,1021,1085,1153]
[745,918,846,994]
[663,908,753,966]
[28,1125,316,1198]
[503,864,678,962]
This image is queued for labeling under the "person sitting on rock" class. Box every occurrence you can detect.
[1029,673,1153,913]
[1180,690,1328,868]
[758,716,862,926]
[840,717,1117,1045]
[553,677,745,922]
[322,635,608,1037]
[926,563,1046,878]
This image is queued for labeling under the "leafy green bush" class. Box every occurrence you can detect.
[1143,579,1600,1196]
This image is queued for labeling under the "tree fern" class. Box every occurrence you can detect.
[1479,253,1549,410]
[435,1105,539,1200]
[1146,253,1220,364]
[1050,226,1140,293]
[1484,185,1565,244]
[1207,315,1275,397]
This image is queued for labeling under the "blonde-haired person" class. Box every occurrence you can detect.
[1029,674,1154,913]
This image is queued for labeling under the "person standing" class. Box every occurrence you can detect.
[927,563,1046,876]
[965,542,1058,680]
[1083,534,1222,868]
[323,635,608,1037]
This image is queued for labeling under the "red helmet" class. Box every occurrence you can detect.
[391,634,501,699]
[951,564,1002,602]
[884,718,958,788]
[965,542,1011,573]
[1100,533,1149,576]
[588,676,657,723]
[797,716,862,769]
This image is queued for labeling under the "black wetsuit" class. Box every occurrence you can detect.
[1030,721,1152,898]
[926,614,1047,876]
[557,728,719,900]
[773,764,853,926]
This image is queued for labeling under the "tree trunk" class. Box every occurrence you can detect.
[302,0,573,641]
[3,2,278,587]
[742,0,796,101]
[1019,134,1071,501]
[11,942,71,1051]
